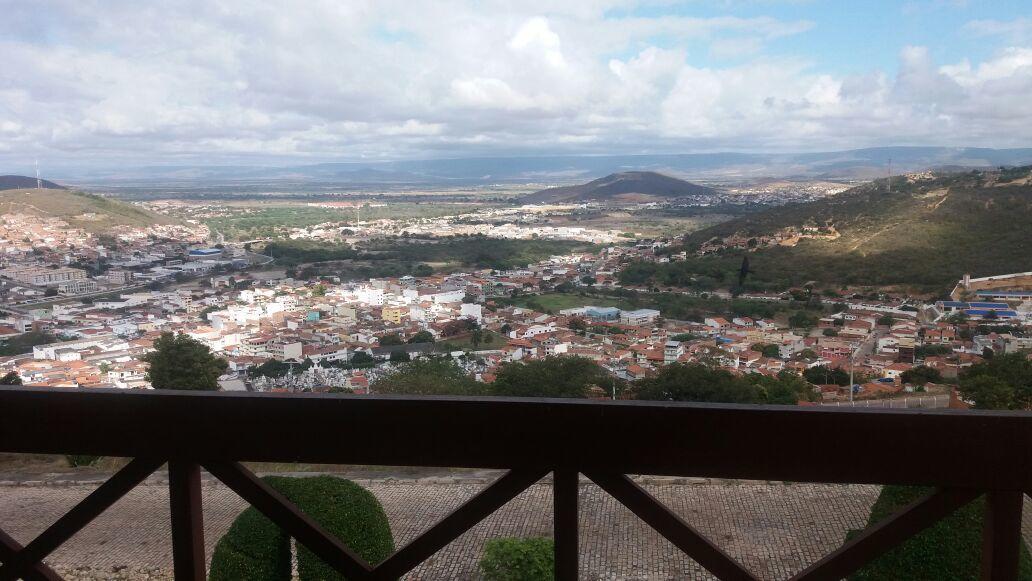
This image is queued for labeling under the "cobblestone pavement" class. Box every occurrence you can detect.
[1,478,1029,580]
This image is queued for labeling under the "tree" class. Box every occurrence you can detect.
[789,311,819,329]
[580,275,596,286]
[634,363,762,404]
[44,287,58,297]
[412,263,434,277]
[900,365,942,386]
[141,332,228,390]
[408,330,435,344]
[500,323,512,336]
[0,371,22,385]
[959,353,1032,410]
[751,343,781,358]
[491,356,608,398]
[797,348,818,360]
[737,255,750,288]
[567,317,587,332]
[350,351,375,367]
[803,365,851,386]
[377,333,404,346]
[745,371,816,404]
[388,350,411,363]
[470,327,484,349]
[371,358,483,396]
[311,284,327,297]
[877,314,895,326]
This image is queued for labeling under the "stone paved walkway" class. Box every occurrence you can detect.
[0,478,1025,580]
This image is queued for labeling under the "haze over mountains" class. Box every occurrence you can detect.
[38,147,1032,188]
[521,172,718,204]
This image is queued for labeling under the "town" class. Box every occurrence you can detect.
[2,204,1029,408]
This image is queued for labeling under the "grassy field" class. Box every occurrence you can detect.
[0,188,177,233]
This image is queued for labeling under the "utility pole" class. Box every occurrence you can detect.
[887,158,892,193]
[35,159,41,191]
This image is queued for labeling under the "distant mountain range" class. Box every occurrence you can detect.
[521,171,719,203]
[42,147,1032,188]
[0,175,66,191]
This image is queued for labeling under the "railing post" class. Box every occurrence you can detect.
[981,490,1023,580]
[554,470,578,581]
[169,461,205,581]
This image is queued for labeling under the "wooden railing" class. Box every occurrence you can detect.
[0,386,1029,580]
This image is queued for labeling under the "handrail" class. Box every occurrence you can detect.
[1,386,1029,488]
[0,386,1028,580]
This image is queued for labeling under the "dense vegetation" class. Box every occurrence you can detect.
[503,288,827,323]
[958,352,1032,410]
[374,356,814,404]
[848,486,1032,580]
[142,332,228,390]
[372,358,485,396]
[266,236,589,271]
[209,476,394,580]
[492,356,615,398]
[0,331,56,356]
[634,364,815,404]
[620,168,1032,291]
[480,538,555,581]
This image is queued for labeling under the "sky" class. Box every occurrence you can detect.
[1,0,1031,170]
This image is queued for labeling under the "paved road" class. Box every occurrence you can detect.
[2,478,1029,580]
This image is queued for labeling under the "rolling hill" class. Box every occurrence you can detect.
[0,188,179,233]
[0,175,66,191]
[521,171,720,204]
[619,167,1032,292]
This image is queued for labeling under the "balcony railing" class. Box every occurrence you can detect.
[0,385,1029,580]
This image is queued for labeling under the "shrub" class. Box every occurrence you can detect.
[288,476,394,580]
[480,537,555,581]
[65,455,101,467]
[209,476,394,581]
[208,493,291,581]
[848,486,1032,580]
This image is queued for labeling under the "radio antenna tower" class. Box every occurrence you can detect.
[35,159,42,191]
[887,158,892,193]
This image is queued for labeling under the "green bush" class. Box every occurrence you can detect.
[288,476,395,580]
[208,494,291,581]
[480,537,555,581]
[65,455,101,467]
[209,476,394,581]
[848,485,1032,580]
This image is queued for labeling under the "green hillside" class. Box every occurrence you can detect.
[620,167,1032,293]
[0,188,178,233]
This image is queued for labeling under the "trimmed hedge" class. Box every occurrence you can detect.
[208,495,291,581]
[480,537,555,581]
[288,476,395,580]
[848,485,1032,580]
[209,476,394,581]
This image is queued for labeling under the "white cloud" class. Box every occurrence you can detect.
[0,1,1030,167]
